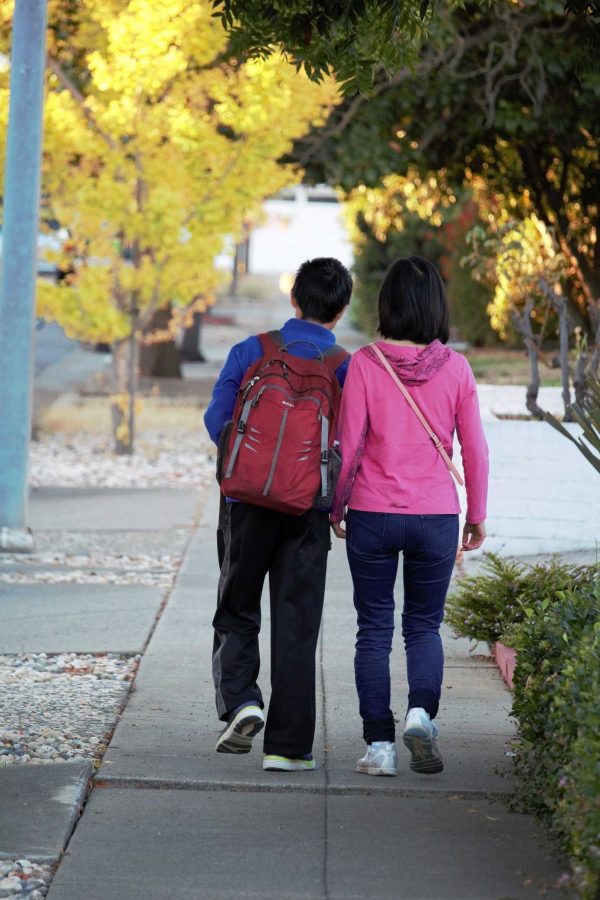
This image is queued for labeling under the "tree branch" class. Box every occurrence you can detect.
[47,56,116,149]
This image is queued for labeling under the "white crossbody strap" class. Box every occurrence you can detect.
[370,343,464,487]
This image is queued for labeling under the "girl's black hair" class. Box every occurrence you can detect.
[378,256,449,344]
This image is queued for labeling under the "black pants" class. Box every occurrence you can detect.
[213,501,330,757]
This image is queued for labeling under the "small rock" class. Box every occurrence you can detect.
[22,881,45,894]
[0,875,23,891]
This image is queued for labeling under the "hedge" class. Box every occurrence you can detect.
[510,579,600,898]
[447,556,600,897]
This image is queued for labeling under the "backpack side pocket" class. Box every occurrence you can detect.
[313,444,342,510]
[216,420,234,485]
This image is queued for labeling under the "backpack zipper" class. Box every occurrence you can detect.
[254,384,321,408]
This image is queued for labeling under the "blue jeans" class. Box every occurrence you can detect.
[346,510,459,744]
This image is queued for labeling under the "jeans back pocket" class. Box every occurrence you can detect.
[419,514,459,559]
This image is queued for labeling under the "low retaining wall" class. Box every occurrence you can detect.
[493,641,517,690]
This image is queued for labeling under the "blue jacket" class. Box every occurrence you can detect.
[204,318,350,444]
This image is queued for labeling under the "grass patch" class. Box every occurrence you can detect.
[461,348,564,386]
[40,394,205,436]
[217,273,279,302]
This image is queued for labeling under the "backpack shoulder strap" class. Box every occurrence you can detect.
[323,343,350,373]
[257,330,285,356]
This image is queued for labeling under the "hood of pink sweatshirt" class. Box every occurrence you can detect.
[364,340,451,386]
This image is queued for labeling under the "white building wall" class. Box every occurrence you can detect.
[247,186,354,275]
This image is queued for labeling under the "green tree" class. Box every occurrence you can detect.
[212,0,442,94]
[342,174,495,345]
[443,202,497,347]
[344,171,450,334]
[294,0,600,372]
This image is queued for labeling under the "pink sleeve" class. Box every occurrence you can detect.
[455,361,489,523]
[330,355,368,521]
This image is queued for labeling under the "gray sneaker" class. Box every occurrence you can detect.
[216,705,264,754]
[402,707,443,774]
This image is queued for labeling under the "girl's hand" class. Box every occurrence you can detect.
[461,520,486,551]
[330,520,346,540]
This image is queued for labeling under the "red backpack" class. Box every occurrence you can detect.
[218,330,349,515]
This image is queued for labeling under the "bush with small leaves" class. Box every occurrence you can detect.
[446,553,598,646]
[555,624,600,898]
[510,578,600,898]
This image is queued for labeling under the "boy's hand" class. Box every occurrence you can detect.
[461,521,486,551]
[330,520,346,540]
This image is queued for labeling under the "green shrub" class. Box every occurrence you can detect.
[448,555,600,895]
[556,626,600,898]
[510,578,600,898]
[446,553,598,645]
[350,211,445,336]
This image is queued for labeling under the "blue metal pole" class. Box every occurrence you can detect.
[0,0,48,544]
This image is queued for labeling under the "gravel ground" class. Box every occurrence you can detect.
[0,571,174,586]
[0,860,53,898]
[28,432,216,490]
[0,552,181,586]
[0,654,139,766]
[0,554,181,571]
[1,429,205,896]
[30,529,191,558]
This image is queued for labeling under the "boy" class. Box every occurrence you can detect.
[204,257,352,772]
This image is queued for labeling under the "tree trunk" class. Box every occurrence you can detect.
[524,337,544,418]
[229,226,250,296]
[139,338,181,376]
[574,344,588,406]
[110,176,144,453]
[588,304,600,380]
[139,306,182,377]
[555,294,572,421]
[515,304,545,419]
[179,311,205,362]
[110,333,139,455]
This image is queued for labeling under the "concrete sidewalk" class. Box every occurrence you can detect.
[0,486,203,889]
[44,486,567,900]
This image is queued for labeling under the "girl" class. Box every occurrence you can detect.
[330,256,488,776]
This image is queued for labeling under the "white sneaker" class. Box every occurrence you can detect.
[402,707,443,774]
[215,705,264,754]
[356,741,397,776]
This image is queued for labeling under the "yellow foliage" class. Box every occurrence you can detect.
[466,210,569,340]
[0,2,339,344]
[345,170,455,243]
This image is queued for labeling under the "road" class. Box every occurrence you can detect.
[34,321,75,376]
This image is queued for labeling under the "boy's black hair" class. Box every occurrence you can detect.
[378,256,449,344]
[292,257,353,323]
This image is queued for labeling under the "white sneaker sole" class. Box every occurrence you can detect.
[216,707,264,754]
[402,729,443,774]
[356,764,397,777]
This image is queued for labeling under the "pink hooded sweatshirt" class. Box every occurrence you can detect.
[330,340,489,524]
